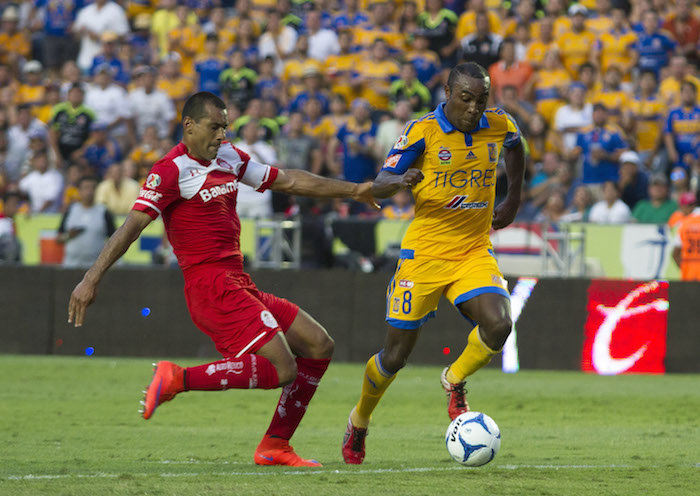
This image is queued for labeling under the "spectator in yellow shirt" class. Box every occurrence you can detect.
[659,55,700,107]
[0,7,30,69]
[556,4,596,78]
[16,61,46,108]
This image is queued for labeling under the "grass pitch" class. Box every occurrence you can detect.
[0,355,698,496]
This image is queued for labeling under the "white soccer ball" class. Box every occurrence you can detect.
[445,411,501,466]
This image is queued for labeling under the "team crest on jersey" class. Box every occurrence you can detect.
[394,134,409,150]
[438,147,452,166]
[384,154,401,169]
[466,150,478,161]
[398,279,414,289]
[146,173,161,188]
[487,143,497,163]
[260,310,279,329]
[217,158,234,171]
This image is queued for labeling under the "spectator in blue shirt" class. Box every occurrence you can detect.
[330,98,378,186]
[90,31,129,86]
[664,81,700,171]
[288,66,330,114]
[195,33,227,96]
[77,121,122,178]
[255,56,283,104]
[333,0,369,31]
[571,103,629,189]
[633,10,678,77]
[33,0,83,72]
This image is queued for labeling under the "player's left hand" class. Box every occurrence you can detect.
[353,182,381,210]
[68,279,98,327]
[492,199,519,230]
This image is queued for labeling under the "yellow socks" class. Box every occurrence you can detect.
[351,351,396,428]
[445,326,499,384]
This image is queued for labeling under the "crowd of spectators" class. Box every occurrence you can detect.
[0,0,699,265]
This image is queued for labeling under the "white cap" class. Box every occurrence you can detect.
[568,4,588,16]
[23,60,43,73]
[619,150,640,166]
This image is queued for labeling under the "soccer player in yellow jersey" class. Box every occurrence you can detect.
[342,62,525,464]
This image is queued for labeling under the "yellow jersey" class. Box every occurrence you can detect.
[525,40,557,68]
[556,30,596,78]
[627,95,666,153]
[595,29,638,76]
[591,88,630,124]
[533,69,571,124]
[456,10,503,39]
[381,104,521,260]
[659,75,700,107]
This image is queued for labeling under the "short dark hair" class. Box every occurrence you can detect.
[681,80,698,94]
[182,92,227,123]
[447,62,489,89]
[78,175,99,187]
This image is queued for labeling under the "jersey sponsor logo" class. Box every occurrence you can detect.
[394,134,409,150]
[444,195,489,210]
[138,188,163,203]
[260,310,279,329]
[199,181,237,202]
[146,173,161,188]
[438,147,452,165]
[433,169,496,189]
[466,150,478,161]
[398,279,414,289]
[217,158,235,171]
[205,360,245,376]
[384,154,401,169]
[487,143,497,163]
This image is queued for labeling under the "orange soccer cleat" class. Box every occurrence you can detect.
[141,361,185,420]
[441,366,470,420]
[254,435,322,467]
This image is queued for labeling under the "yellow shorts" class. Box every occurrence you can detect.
[385,248,509,330]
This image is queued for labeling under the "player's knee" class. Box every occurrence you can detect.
[307,332,335,359]
[275,357,298,386]
[380,347,410,374]
[481,315,512,351]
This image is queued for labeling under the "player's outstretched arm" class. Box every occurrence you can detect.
[68,210,153,327]
[370,169,424,199]
[492,140,525,230]
[271,169,381,209]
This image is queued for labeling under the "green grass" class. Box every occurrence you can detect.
[0,355,698,495]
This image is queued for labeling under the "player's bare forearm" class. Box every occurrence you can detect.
[371,169,424,199]
[272,169,379,208]
[492,141,525,230]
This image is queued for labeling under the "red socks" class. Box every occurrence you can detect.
[264,357,331,440]
[185,355,279,391]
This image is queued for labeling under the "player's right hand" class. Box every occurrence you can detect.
[68,279,98,327]
[400,169,424,188]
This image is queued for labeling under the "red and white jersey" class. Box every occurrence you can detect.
[132,142,278,271]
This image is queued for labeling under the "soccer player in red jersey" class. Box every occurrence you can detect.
[67,92,399,467]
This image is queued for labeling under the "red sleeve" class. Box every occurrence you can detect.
[131,160,180,219]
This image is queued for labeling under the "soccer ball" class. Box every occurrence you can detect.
[445,412,501,466]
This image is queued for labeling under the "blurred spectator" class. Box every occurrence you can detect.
[556,4,596,79]
[5,104,47,183]
[89,31,129,86]
[281,35,320,102]
[76,121,123,178]
[168,5,205,80]
[591,66,629,125]
[592,4,638,82]
[527,113,562,166]
[333,0,369,31]
[16,60,46,107]
[320,93,349,149]
[352,0,404,53]
[577,62,599,99]
[525,15,555,70]
[534,189,568,223]
[668,191,698,227]
[554,82,593,154]
[18,150,63,213]
[397,0,420,34]
[672,203,700,280]
[586,0,614,35]
[618,150,650,210]
[513,21,531,63]
[233,99,281,143]
[488,38,534,102]
[58,60,84,98]
[0,6,30,70]
[35,85,62,125]
[355,38,401,111]
[458,11,502,71]
[21,128,56,178]
[496,84,534,137]
[306,9,340,62]
[228,18,259,68]
[220,50,257,111]
[662,0,700,61]
[659,55,700,108]
[588,180,632,223]
[150,0,179,60]
[406,33,442,93]
[256,56,284,104]
[84,64,133,147]
[57,175,115,268]
[525,49,570,125]
[61,163,82,209]
[274,112,322,175]
[157,53,194,121]
[670,166,691,201]
[258,10,298,75]
[234,121,276,218]
[570,103,629,193]
[95,162,140,215]
[456,0,502,43]
[330,98,377,184]
[128,125,163,182]
[560,184,594,222]
[128,66,176,140]
[289,66,330,114]
[632,174,678,223]
[664,81,700,172]
[389,62,432,116]
[324,30,361,106]
[624,70,666,171]
[374,99,413,162]
[127,13,155,67]
[0,191,21,263]
[72,0,129,73]
[195,33,227,96]
[381,189,414,220]
[632,9,677,78]
[417,0,459,66]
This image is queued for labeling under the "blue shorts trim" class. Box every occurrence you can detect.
[386,311,436,330]
[453,286,510,306]
[399,249,415,259]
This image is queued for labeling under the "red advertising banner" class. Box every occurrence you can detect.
[582,280,668,375]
